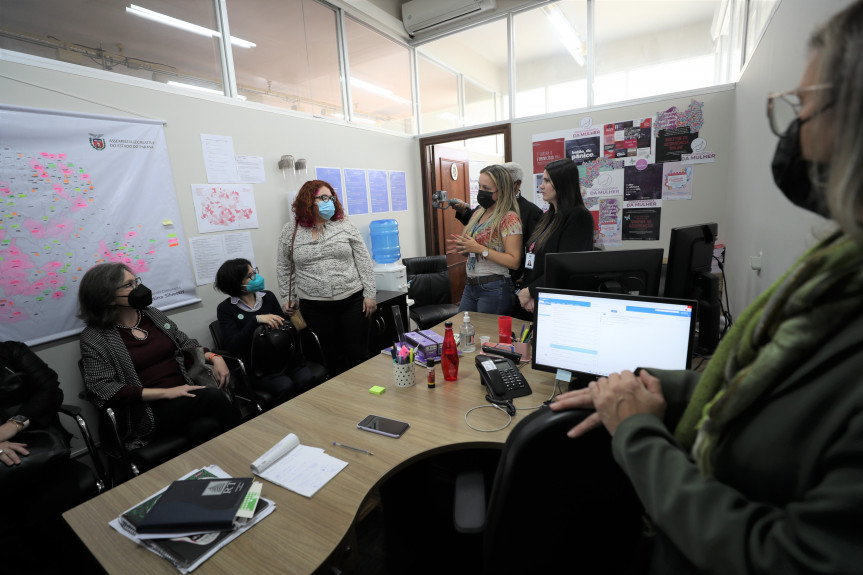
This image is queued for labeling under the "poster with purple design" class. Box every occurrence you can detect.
[623,164,663,201]
[315,167,344,205]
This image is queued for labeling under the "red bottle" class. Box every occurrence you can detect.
[441,321,459,381]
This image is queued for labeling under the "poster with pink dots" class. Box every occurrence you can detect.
[0,105,197,345]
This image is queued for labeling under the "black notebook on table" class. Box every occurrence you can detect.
[136,477,254,536]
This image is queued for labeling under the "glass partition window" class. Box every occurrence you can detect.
[344,17,413,134]
[0,0,224,93]
[417,18,508,131]
[514,1,588,118]
[227,0,342,116]
[593,0,722,106]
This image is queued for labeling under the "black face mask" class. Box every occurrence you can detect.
[771,116,831,217]
[126,284,153,310]
[476,190,496,210]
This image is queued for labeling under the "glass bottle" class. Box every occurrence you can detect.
[459,311,476,352]
[441,321,459,381]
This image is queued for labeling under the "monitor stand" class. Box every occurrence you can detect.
[567,374,593,391]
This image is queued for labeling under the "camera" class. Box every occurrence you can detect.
[432,190,459,210]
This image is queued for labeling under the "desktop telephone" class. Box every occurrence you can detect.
[475,355,532,401]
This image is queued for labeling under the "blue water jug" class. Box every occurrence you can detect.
[369,219,401,264]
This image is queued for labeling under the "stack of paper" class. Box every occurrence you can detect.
[251,433,347,497]
[110,465,275,573]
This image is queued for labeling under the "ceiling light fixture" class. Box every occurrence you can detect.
[350,77,410,106]
[542,4,585,66]
[167,80,247,100]
[126,4,256,48]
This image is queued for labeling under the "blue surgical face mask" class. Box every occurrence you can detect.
[245,274,265,293]
[317,200,336,220]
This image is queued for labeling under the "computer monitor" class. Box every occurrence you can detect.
[545,249,664,296]
[532,288,696,390]
[663,222,720,354]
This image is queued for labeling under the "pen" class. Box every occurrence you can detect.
[332,442,374,455]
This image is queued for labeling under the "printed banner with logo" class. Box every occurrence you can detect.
[0,105,198,345]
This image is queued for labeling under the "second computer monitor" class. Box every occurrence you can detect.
[544,249,664,296]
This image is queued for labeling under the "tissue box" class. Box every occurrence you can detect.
[419,329,443,356]
[404,331,438,357]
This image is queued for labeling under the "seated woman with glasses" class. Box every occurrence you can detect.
[215,258,317,405]
[277,180,377,377]
[78,263,240,453]
[448,164,523,315]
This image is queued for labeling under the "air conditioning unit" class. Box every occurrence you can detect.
[402,0,496,36]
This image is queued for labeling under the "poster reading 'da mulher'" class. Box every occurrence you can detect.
[622,200,662,241]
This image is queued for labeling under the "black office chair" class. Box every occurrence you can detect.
[78,359,227,485]
[0,366,105,504]
[403,255,459,330]
[454,406,645,574]
[209,320,328,410]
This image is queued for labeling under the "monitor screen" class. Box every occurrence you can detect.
[532,288,696,388]
[545,249,664,296]
[663,222,717,299]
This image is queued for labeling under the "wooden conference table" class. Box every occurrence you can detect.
[64,313,558,574]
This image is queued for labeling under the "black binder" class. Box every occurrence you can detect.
[136,477,254,535]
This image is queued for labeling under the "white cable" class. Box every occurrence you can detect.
[464,403,512,432]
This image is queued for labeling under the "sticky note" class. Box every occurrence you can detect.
[555,369,572,382]
[369,385,386,395]
[162,219,173,226]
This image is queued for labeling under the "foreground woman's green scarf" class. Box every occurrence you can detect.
[673,231,863,475]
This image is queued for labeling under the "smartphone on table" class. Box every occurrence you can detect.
[357,415,410,438]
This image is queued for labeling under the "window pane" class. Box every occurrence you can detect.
[345,17,413,134]
[417,54,459,133]
[227,0,342,115]
[0,0,224,93]
[514,1,588,118]
[745,0,780,62]
[594,0,721,106]
[417,18,508,130]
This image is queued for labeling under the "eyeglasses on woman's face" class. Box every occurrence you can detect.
[117,277,142,291]
[244,267,259,281]
[314,194,333,203]
[766,83,833,137]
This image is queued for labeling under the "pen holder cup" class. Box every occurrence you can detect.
[393,362,416,388]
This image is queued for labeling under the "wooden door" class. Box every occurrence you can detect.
[431,145,469,304]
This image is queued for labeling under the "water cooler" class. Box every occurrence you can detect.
[370,219,408,293]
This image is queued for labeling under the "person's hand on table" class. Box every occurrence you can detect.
[362,298,377,318]
[550,370,665,438]
[0,440,28,466]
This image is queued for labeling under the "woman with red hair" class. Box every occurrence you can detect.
[277,180,377,377]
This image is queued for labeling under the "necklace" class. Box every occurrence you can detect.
[116,310,149,341]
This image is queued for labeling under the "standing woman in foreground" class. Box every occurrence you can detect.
[449,164,523,315]
[277,180,377,377]
[517,158,594,314]
[552,2,863,572]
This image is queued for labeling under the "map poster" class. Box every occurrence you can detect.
[0,105,197,345]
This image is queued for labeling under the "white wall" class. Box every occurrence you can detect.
[725,0,855,317]
[0,55,424,435]
[511,86,734,256]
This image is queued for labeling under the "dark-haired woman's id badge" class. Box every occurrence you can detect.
[525,253,535,269]
[468,253,477,271]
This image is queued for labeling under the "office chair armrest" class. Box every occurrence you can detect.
[453,468,486,534]
[299,328,329,376]
[59,404,106,492]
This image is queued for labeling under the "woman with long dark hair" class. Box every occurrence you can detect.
[517,158,594,314]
